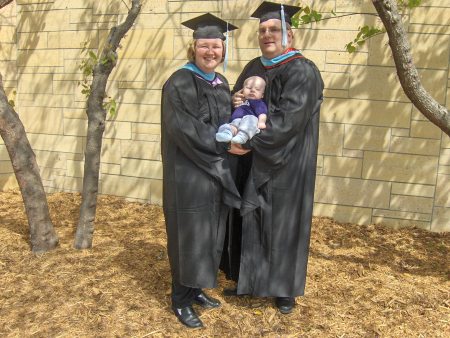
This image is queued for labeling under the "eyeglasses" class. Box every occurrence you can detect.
[257,27,282,36]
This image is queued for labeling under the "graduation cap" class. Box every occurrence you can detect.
[181,13,238,73]
[251,1,302,48]
[181,13,238,41]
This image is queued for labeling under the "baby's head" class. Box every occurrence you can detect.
[242,76,266,100]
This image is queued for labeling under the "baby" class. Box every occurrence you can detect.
[216,75,268,144]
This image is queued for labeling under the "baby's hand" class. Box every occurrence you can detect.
[258,121,266,129]
[232,89,245,108]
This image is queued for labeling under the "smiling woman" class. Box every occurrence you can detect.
[191,39,224,74]
[160,13,239,329]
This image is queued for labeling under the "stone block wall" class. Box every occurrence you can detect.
[0,0,449,231]
[0,1,17,189]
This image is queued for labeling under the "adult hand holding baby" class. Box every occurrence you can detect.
[232,89,245,107]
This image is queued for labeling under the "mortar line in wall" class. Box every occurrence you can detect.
[350,147,440,158]
[330,128,441,150]
[428,36,450,231]
[322,176,438,189]
[326,96,426,105]
[340,62,448,73]
[14,0,18,103]
[316,201,433,218]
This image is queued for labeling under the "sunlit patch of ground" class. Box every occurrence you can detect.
[0,191,448,337]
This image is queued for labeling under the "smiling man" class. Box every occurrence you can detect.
[224,1,325,314]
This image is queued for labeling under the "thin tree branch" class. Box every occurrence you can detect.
[296,12,379,26]
[372,0,450,136]
[0,0,13,10]
[121,0,130,11]
[74,0,142,249]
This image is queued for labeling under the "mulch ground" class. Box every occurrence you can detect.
[0,190,448,337]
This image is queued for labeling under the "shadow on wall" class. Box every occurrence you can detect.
[0,2,18,190]
[5,1,449,229]
[9,1,173,193]
[0,1,16,83]
[225,1,448,229]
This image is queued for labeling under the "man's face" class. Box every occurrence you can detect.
[258,19,292,59]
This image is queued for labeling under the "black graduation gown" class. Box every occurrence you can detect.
[161,68,240,289]
[225,56,324,297]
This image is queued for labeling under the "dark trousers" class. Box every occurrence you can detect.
[171,281,201,308]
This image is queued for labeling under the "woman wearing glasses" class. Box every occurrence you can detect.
[161,13,240,328]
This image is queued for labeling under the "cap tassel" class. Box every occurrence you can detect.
[223,22,229,72]
[281,5,287,48]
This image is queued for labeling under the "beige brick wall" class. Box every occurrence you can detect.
[0,0,449,232]
[0,1,17,189]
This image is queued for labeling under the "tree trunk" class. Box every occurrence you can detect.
[0,73,58,253]
[372,0,450,137]
[0,0,13,10]
[74,0,141,249]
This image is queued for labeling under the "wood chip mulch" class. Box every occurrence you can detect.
[0,190,448,337]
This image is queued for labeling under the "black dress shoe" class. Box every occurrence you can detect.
[172,306,203,328]
[275,297,295,314]
[193,291,221,308]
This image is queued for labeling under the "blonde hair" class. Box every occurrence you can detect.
[186,39,226,63]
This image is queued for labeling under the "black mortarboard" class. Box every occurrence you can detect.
[181,13,238,40]
[251,1,302,25]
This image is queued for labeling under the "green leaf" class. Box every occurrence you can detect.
[301,14,311,24]
[345,43,356,53]
[311,11,322,21]
[346,25,384,54]
[407,0,421,8]
[80,40,89,53]
[397,0,421,9]
[108,99,117,117]
[369,27,383,36]
[361,25,370,35]
[88,50,98,62]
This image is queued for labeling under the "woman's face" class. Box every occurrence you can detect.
[194,38,223,73]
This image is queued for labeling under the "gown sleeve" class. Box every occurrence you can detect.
[162,69,241,208]
[163,70,226,165]
[250,59,323,171]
